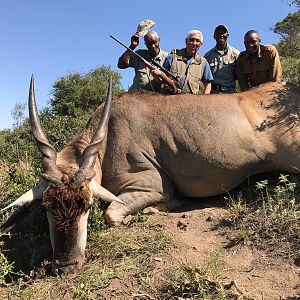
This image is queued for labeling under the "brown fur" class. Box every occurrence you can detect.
[42,175,91,232]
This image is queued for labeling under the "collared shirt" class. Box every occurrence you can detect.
[236,44,282,91]
[119,49,168,93]
[204,44,240,91]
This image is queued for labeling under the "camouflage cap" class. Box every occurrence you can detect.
[136,19,155,37]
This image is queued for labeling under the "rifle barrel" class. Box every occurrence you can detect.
[110,35,132,52]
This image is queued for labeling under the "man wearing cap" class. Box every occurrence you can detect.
[117,31,168,93]
[161,30,213,94]
[236,30,282,91]
[204,25,240,93]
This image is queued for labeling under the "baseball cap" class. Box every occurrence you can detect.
[214,24,229,34]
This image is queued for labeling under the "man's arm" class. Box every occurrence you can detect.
[203,82,212,94]
[236,55,250,91]
[117,33,139,69]
[233,48,240,80]
[201,60,213,94]
[270,46,282,82]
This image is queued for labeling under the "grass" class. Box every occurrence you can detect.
[5,218,252,300]
[0,159,41,285]
[227,174,300,256]
[158,250,255,300]
[0,233,14,286]
[0,221,171,299]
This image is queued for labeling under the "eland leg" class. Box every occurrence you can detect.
[104,170,182,225]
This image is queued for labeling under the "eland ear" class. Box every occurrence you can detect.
[90,179,126,205]
[1,180,47,211]
[0,180,48,233]
[0,199,41,233]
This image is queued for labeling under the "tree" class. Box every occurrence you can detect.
[11,102,26,129]
[273,8,300,85]
[50,65,124,117]
[273,11,300,58]
[280,57,300,85]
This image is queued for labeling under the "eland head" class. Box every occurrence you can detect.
[1,76,124,274]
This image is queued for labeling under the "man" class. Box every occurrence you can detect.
[117,31,168,93]
[162,30,213,94]
[237,30,282,91]
[204,24,240,93]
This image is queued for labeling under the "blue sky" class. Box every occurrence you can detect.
[0,0,298,130]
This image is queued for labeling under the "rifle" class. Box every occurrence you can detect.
[110,35,179,94]
[149,58,180,83]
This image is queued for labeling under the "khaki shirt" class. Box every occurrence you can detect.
[204,44,240,91]
[236,44,282,91]
[119,49,168,93]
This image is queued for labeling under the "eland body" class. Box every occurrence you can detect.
[2,78,300,274]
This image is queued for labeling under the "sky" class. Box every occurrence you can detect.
[0,0,298,130]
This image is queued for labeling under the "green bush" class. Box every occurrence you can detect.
[228,174,300,253]
[50,66,124,117]
[0,233,13,285]
[281,56,300,86]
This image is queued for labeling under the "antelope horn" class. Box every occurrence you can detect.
[1,180,47,211]
[29,75,63,183]
[90,179,127,205]
[72,77,113,186]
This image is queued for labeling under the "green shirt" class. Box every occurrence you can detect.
[122,49,168,92]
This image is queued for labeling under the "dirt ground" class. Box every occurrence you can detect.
[96,199,300,300]
[0,198,299,300]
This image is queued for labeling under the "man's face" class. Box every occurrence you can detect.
[244,33,260,56]
[185,33,202,56]
[214,28,229,47]
[145,35,160,57]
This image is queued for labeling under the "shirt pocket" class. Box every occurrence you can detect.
[223,58,236,65]
[255,61,270,72]
[208,60,218,73]
[242,64,252,75]
[187,80,199,94]
[137,65,149,74]
[188,67,202,80]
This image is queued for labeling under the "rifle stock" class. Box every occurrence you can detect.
[110,35,178,94]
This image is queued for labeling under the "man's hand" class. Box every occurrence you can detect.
[150,69,163,82]
[130,33,139,49]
